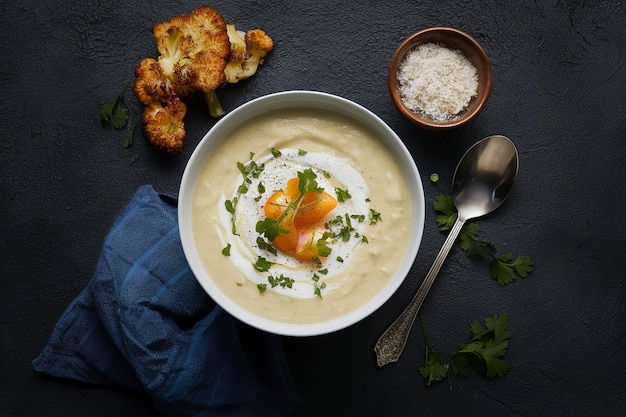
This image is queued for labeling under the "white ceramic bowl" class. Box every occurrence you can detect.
[179,91,425,336]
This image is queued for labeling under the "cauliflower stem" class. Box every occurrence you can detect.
[204,90,224,118]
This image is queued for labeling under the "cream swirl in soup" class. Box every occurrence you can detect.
[220,148,371,299]
[192,108,412,324]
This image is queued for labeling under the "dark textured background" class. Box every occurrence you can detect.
[2,1,625,416]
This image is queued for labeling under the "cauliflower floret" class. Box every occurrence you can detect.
[224,28,274,83]
[141,98,187,154]
[133,58,174,105]
[153,5,230,95]
[241,29,274,79]
[227,24,247,62]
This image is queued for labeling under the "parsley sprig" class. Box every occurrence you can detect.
[418,314,512,386]
[431,175,533,285]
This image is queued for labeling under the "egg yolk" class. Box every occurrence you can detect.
[264,177,337,261]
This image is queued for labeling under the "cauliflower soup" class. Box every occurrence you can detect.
[191,107,414,325]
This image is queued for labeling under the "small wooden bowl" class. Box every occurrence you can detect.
[389,27,492,130]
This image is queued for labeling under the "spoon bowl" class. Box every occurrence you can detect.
[453,135,519,220]
[374,135,518,367]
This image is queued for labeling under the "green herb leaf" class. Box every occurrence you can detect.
[369,209,382,225]
[268,274,294,289]
[316,233,333,257]
[420,314,512,385]
[256,217,290,242]
[314,281,327,298]
[253,256,272,272]
[433,193,457,231]
[225,199,235,214]
[451,314,512,379]
[490,253,534,285]
[221,244,231,256]
[122,124,135,148]
[432,186,533,285]
[458,223,496,261]
[335,187,351,202]
[99,86,129,130]
[297,168,323,194]
[419,349,449,386]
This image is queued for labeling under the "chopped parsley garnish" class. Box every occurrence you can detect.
[316,232,333,257]
[221,244,231,256]
[224,197,238,234]
[268,274,294,289]
[369,209,382,225]
[351,214,365,223]
[271,148,282,157]
[314,282,327,298]
[256,236,277,255]
[335,187,351,202]
[253,256,272,272]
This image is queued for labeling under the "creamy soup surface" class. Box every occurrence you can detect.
[192,108,413,324]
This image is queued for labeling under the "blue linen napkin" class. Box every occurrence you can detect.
[32,185,300,417]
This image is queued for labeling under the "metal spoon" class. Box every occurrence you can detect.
[374,135,519,367]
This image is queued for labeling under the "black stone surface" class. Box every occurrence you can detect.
[2,1,625,416]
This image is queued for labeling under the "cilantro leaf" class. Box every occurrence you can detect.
[490,253,534,286]
[297,169,323,194]
[448,351,470,377]
[419,349,449,386]
[450,314,512,379]
[420,314,513,385]
[431,186,533,285]
[458,223,496,261]
[99,87,129,130]
[433,193,457,231]
[256,217,289,242]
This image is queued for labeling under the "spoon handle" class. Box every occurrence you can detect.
[374,217,466,367]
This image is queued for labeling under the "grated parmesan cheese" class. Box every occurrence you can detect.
[397,43,478,122]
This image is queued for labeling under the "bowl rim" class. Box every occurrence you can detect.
[388,26,492,130]
[178,90,425,336]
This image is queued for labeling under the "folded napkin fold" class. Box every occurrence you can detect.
[33,185,300,417]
